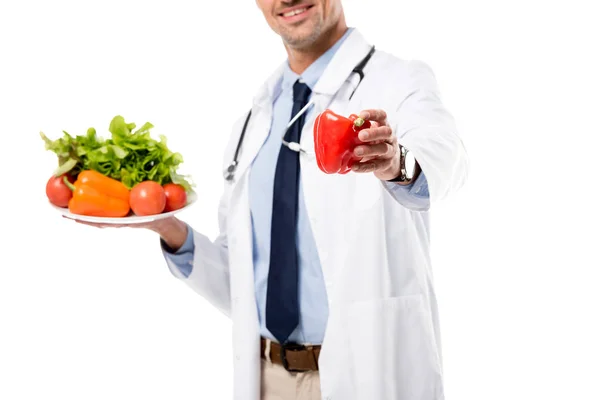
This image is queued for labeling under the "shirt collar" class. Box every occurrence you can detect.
[281,27,354,92]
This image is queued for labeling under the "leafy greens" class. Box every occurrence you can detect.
[41,115,194,192]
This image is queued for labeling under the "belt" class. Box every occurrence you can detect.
[260,338,321,372]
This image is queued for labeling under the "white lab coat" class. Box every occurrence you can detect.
[165,29,468,400]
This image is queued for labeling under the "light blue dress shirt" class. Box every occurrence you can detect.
[162,28,430,345]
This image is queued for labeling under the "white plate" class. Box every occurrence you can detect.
[53,191,197,224]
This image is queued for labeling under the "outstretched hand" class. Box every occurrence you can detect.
[63,215,189,251]
[351,109,404,183]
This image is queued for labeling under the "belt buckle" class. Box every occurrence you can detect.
[280,342,306,372]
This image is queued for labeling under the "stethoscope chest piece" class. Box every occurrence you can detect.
[224,161,237,182]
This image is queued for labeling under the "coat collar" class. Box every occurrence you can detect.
[313,29,373,96]
[251,28,373,108]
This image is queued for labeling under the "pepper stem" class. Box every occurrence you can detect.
[354,117,365,127]
[63,175,75,191]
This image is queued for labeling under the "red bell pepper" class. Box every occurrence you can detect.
[313,109,371,174]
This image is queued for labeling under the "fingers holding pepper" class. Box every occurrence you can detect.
[357,125,394,142]
[354,141,395,158]
[353,124,396,159]
[353,109,398,162]
[351,108,402,181]
[357,109,389,126]
[351,157,396,173]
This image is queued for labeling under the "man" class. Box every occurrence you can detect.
[96,1,468,399]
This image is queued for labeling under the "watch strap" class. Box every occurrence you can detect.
[387,145,411,182]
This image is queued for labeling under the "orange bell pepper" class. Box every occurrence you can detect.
[63,170,131,217]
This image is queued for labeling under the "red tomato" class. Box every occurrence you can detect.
[163,183,187,212]
[46,174,75,207]
[129,181,166,216]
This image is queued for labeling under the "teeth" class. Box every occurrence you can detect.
[283,7,308,17]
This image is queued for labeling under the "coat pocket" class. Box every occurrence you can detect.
[343,294,443,400]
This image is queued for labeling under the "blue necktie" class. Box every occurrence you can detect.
[266,80,312,344]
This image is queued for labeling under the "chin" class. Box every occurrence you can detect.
[282,26,323,49]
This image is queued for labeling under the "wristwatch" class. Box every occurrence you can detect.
[388,145,416,183]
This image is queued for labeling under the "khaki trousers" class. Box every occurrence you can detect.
[260,358,321,400]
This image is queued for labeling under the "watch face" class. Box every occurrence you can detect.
[405,150,416,179]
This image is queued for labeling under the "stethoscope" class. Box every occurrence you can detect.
[224,45,376,182]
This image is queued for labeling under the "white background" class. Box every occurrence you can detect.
[1,0,599,399]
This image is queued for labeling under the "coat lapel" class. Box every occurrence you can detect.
[228,62,286,187]
[298,29,375,291]
[312,29,373,97]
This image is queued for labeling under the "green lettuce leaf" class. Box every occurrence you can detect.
[41,115,194,191]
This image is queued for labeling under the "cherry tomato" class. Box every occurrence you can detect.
[129,181,166,216]
[46,173,75,208]
[163,183,187,212]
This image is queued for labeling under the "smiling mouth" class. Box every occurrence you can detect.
[279,5,314,18]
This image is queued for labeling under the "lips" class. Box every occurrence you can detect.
[278,4,314,18]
